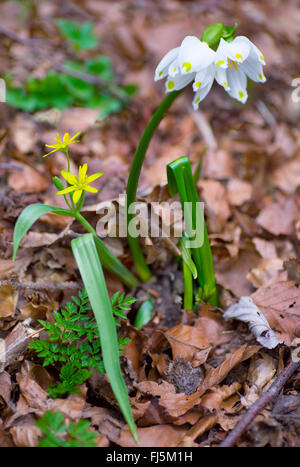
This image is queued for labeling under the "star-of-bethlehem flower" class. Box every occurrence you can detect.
[56,163,103,204]
[154,35,266,109]
[43,131,81,157]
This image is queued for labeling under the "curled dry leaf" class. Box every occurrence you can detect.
[223,296,283,349]
[251,281,300,346]
[164,324,210,364]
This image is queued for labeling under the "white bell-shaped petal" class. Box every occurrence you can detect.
[165,72,195,92]
[227,67,248,103]
[215,67,231,91]
[192,79,214,110]
[154,47,180,81]
[215,38,230,68]
[241,53,266,83]
[192,64,216,91]
[168,58,180,77]
[179,36,216,74]
[235,36,266,65]
[223,36,251,63]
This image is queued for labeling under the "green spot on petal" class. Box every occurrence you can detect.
[167,81,175,90]
[216,60,225,66]
[238,91,245,98]
[235,53,243,60]
[195,81,202,88]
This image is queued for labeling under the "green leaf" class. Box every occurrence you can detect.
[201,23,224,47]
[13,204,73,260]
[71,234,138,444]
[57,19,98,51]
[134,298,153,328]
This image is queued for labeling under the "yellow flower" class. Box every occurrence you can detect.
[56,163,103,204]
[44,132,81,157]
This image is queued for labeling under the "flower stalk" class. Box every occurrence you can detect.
[126,89,183,281]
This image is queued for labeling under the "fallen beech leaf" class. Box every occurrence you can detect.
[199,344,260,396]
[11,114,37,153]
[224,296,282,349]
[251,281,300,346]
[49,394,85,421]
[117,424,186,447]
[17,374,49,414]
[198,180,231,232]
[0,321,36,371]
[164,324,210,363]
[200,382,241,412]
[8,165,47,193]
[227,179,253,206]
[256,196,299,236]
[10,424,41,447]
[0,285,18,318]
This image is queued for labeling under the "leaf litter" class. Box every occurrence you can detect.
[0,0,299,448]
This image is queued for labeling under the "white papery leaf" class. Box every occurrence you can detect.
[223,296,283,349]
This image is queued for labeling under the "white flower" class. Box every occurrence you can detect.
[154,36,216,85]
[192,64,215,109]
[154,34,266,108]
[214,36,266,103]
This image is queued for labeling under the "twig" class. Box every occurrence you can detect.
[187,101,217,149]
[0,24,129,104]
[219,360,300,447]
[0,279,80,291]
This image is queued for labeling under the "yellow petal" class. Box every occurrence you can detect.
[61,170,78,185]
[84,185,98,193]
[63,133,70,143]
[55,133,62,145]
[69,131,81,143]
[56,186,76,196]
[79,163,88,183]
[43,149,57,158]
[73,189,82,204]
[45,144,59,149]
[86,172,103,184]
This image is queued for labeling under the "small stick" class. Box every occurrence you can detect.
[0,279,80,291]
[219,360,300,447]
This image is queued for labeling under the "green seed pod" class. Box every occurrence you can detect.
[201,23,224,47]
[52,176,65,191]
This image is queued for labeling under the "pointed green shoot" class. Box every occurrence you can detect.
[71,234,138,443]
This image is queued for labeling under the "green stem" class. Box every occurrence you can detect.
[126,90,183,281]
[182,257,193,310]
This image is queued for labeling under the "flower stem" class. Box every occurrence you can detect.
[126,90,183,281]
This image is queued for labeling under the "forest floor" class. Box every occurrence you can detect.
[0,0,299,447]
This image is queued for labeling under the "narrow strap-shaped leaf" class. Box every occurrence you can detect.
[13,204,73,260]
[13,204,139,289]
[167,156,219,305]
[71,234,138,443]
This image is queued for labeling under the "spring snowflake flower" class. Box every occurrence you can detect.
[155,36,216,92]
[155,34,266,110]
[56,163,103,204]
[44,132,81,157]
[213,36,266,103]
